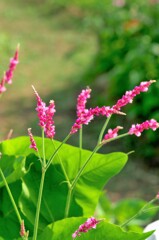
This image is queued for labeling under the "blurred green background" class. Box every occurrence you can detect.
[0,0,159,202]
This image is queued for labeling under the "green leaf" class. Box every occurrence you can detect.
[0,137,128,233]
[0,181,22,239]
[38,217,153,240]
[0,155,26,187]
[113,198,158,226]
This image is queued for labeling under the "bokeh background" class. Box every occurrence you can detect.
[0,0,159,204]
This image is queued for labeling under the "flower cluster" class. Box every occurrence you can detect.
[103,126,123,141]
[32,86,56,139]
[0,46,19,94]
[70,80,156,135]
[128,119,159,137]
[28,128,38,152]
[72,217,100,239]
[112,80,156,111]
[70,89,124,134]
[77,87,91,117]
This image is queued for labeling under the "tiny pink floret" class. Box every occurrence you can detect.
[112,80,156,111]
[28,128,38,152]
[103,126,123,141]
[72,217,100,239]
[128,119,159,137]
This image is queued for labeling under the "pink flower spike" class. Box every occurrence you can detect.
[32,85,47,129]
[112,80,156,111]
[91,106,125,117]
[70,109,94,134]
[77,87,91,117]
[5,45,19,84]
[28,128,38,152]
[128,119,159,137]
[45,100,56,139]
[72,217,100,239]
[103,126,123,142]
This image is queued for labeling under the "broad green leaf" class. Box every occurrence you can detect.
[0,181,22,240]
[0,155,26,187]
[0,180,33,239]
[0,137,128,232]
[38,217,153,240]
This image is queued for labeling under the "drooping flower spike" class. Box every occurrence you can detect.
[128,119,159,137]
[112,80,156,111]
[28,128,38,152]
[72,217,100,239]
[32,86,56,139]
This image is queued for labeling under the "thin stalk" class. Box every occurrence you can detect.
[33,128,46,240]
[42,129,46,166]
[143,206,159,212]
[101,132,129,146]
[65,144,101,217]
[65,128,83,218]
[32,168,46,240]
[79,126,83,160]
[72,144,101,190]
[65,131,130,217]
[65,187,72,218]
[79,127,83,148]
[51,140,71,187]
[46,134,70,171]
[120,198,156,228]
[0,168,22,224]
[97,116,112,144]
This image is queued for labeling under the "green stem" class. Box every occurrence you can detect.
[120,198,156,228]
[97,116,112,144]
[46,134,70,171]
[72,144,101,189]
[0,168,22,224]
[79,126,83,172]
[79,127,83,148]
[65,187,72,218]
[65,131,131,217]
[65,144,101,217]
[32,168,46,240]
[101,132,129,146]
[42,129,46,166]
